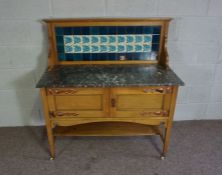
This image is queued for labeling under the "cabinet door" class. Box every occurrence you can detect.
[47,88,109,118]
[110,87,172,118]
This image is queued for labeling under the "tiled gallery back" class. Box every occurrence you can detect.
[55,26,161,61]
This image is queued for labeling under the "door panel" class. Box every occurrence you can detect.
[47,88,109,118]
[55,95,102,110]
[111,87,171,118]
[117,94,163,110]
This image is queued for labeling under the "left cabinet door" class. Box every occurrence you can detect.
[46,88,109,118]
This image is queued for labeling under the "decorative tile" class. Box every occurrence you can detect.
[65,45,74,53]
[117,45,125,52]
[135,35,143,43]
[63,34,152,53]
[118,36,126,43]
[55,25,162,61]
[135,44,143,52]
[100,36,108,43]
[109,36,116,43]
[64,35,73,45]
[82,36,90,44]
[91,36,99,44]
[126,45,134,52]
[73,36,81,44]
[82,45,90,52]
[73,45,82,52]
[100,45,108,52]
[144,44,151,52]
[126,35,134,43]
[91,45,99,52]
[109,45,117,52]
[144,35,152,42]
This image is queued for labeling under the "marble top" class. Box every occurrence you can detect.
[36,64,184,88]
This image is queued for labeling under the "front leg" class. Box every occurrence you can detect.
[40,88,56,160]
[161,123,172,160]
[46,124,55,160]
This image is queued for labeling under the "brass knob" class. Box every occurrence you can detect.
[155,88,164,93]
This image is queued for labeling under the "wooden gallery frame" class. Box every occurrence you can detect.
[44,18,172,67]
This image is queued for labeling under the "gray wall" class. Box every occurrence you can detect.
[0,0,222,126]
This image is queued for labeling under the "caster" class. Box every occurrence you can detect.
[50,157,54,161]
[160,155,166,160]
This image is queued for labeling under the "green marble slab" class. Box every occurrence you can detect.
[36,64,184,88]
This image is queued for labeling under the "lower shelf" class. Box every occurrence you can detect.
[53,122,162,136]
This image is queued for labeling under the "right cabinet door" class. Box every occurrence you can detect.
[110,87,173,118]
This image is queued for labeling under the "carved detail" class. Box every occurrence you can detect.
[48,89,78,95]
[50,111,79,118]
[111,98,116,107]
[165,87,172,93]
[140,110,169,117]
[143,87,172,94]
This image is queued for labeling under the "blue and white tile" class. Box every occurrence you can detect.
[109,36,117,43]
[91,36,100,44]
[143,44,151,52]
[126,35,134,43]
[135,44,143,52]
[100,35,109,44]
[82,36,91,44]
[73,45,82,53]
[100,45,109,52]
[135,35,143,43]
[73,36,82,44]
[126,45,134,52]
[91,45,100,53]
[144,35,152,43]
[117,35,126,43]
[109,45,117,52]
[65,45,74,53]
[82,45,91,53]
[117,45,126,52]
[64,35,74,45]
[63,34,155,54]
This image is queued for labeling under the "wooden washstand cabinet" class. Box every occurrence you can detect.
[36,18,184,160]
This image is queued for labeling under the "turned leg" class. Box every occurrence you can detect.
[46,125,55,160]
[40,88,56,160]
[161,86,178,160]
[161,123,172,160]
